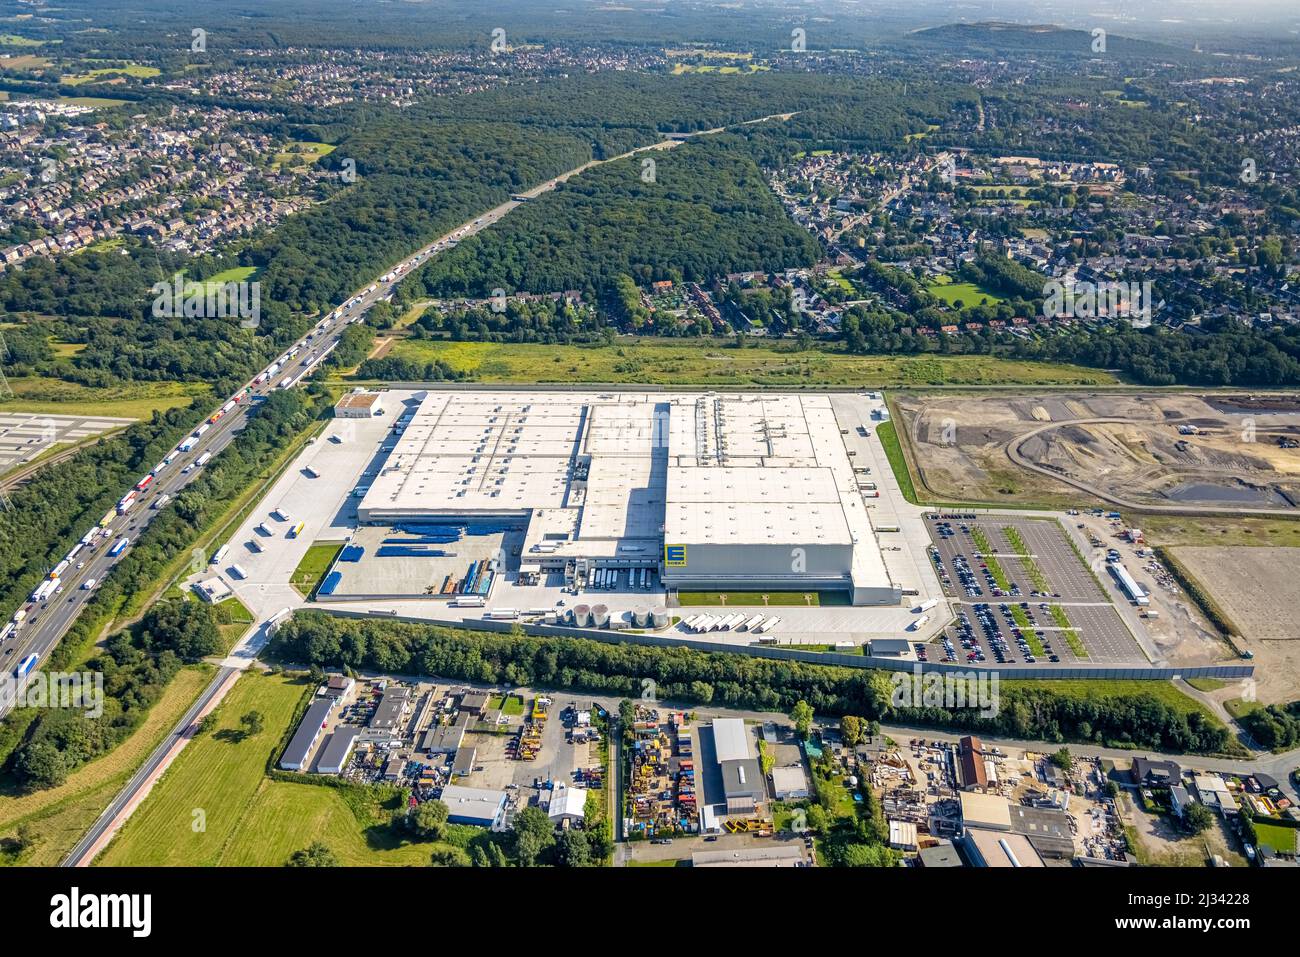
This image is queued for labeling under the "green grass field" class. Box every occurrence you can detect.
[273,141,336,167]
[290,542,345,597]
[1,376,209,418]
[1140,516,1300,548]
[925,276,1006,308]
[202,265,260,288]
[369,339,1115,388]
[62,64,160,85]
[1253,821,1298,855]
[99,672,462,866]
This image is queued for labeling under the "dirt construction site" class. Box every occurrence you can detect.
[894,392,1300,510]
[1165,545,1300,704]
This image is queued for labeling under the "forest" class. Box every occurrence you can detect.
[400,138,821,301]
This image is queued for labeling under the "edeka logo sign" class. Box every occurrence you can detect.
[664,545,687,567]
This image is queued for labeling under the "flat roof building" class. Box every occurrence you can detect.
[440,784,508,828]
[770,765,810,801]
[354,390,900,606]
[370,686,411,732]
[711,718,764,814]
[317,726,360,775]
[279,696,338,771]
[335,390,385,418]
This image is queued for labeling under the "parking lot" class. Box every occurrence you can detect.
[922,514,1145,666]
[0,412,131,474]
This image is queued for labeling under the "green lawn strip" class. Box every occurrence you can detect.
[1185,677,1226,693]
[969,528,1011,591]
[676,591,822,607]
[874,418,919,505]
[290,542,346,598]
[1049,604,1088,659]
[1007,604,1045,656]
[1002,526,1051,592]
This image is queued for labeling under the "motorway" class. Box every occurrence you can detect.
[1,113,790,705]
[52,118,799,864]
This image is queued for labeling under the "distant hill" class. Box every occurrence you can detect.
[904,21,1188,60]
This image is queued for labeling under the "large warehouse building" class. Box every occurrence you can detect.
[356,390,900,606]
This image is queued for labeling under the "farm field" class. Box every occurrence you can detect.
[371,339,1116,388]
[0,666,212,867]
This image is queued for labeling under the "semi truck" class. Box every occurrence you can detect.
[117,491,137,514]
[916,598,939,613]
[152,493,171,509]
[108,537,130,558]
[195,451,212,467]
[14,654,38,679]
[289,521,306,538]
[211,544,230,566]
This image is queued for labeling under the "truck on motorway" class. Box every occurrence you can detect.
[194,423,211,438]
[117,491,137,514]
[14,654,38,679]
[278,377,293,389]
[289,521,306,538]
[82,578,96,590]
[153,493,171,509]
[108,537,130,558]
[0,623,14,642]
[50,559,70,580]
[211,544,230,566]
[220,400,236,415]
[79,528,99,547]
[99,509,116,528]
[136,474,154,492]
[178,436,198,453]
[195,451,212,467]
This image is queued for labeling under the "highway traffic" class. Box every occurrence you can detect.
[0,208,509,709]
